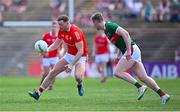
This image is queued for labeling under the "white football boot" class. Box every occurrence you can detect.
[138,85,148,100]
[161,94,170,104]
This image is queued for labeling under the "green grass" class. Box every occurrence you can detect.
[0,76,180,111]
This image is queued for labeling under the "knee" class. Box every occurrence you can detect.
[48,69,58,80]
[75,75,82,82]
[113,70,123,79]
[138,75,148,82]
[113,71,118,78]
[42,71,49,77]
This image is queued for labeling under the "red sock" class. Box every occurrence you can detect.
[159,92,165,97]
[38,86,44,93]
[157,89,165,97]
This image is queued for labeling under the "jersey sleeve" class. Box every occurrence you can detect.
[42,33,47,41]
[115,26,122,34]
[72,31,82,43]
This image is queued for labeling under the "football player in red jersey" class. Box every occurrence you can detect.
[40,21,60,90]
[92,30,110,83]
[28,15,88,100]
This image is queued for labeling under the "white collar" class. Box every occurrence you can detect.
[103,21,106,30]
[50,31,58,36]
[67,23,71,32]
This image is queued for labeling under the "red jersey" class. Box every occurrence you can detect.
[94,34,110,54]
[58,24,88,56]
[42,32,58,58]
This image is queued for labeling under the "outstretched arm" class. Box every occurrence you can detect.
[47,38,61,52]
[92,42,96,59]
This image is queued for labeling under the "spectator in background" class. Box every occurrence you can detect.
[156,0,171,22]
[175,46,180,62]
[141,0,156,22]
[11,0,27,14]
[2,0,12,11]
[92,30,110,83]
[0,0,4,26]
[74,9,92,27]
[125,0,143,18]
[0,12,2,26]
[115,0,129,19]
[96,0,116,21]
[169,0,180,22]
[0,0,12,26]
[131,0,143,18]
[50,0,66,20]
[124,0,133,10]
[96,0,110,11]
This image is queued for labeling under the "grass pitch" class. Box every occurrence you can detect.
[0,76,180,111]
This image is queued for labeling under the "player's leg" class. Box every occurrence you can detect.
[74,61,86,96]
[48,64,55,90]
[41,58,56,90]
[113,57,147,100]
[114,58,138,84]
[95,55,105,82]
[40,66,49,85]
[132,62,170,104]
[98,62,107,83]
[39,58,68,92]
[28,58,68,100]
[48,57,59,90]
[95,54,108,83]
[40,58,50,85]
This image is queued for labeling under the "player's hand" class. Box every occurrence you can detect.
[39,52,48,57]
[65,64,73,73]
[126,51,132,60]
[39,49,49,56]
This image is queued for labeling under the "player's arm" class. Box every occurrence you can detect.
[70,41,83,66]
[57,42,66,57]
[106,36,111,52]
[92,41,96,57]
[116,27,131,60]
[47,38,61,52]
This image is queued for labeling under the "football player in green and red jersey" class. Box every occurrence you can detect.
[91,12,170,104]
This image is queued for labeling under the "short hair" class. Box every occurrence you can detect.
[57,15,69,22]
[91,12,104,22]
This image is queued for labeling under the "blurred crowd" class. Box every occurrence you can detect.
[0,0,66,26]
[74,0,180,26]
[0,0,180,27]
[50,0,66,20]
[0,0,27,25]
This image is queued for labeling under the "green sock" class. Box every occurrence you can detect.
[134,82,142,89]
[77,80,82,86]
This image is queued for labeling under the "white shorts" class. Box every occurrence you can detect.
[122,44,142,62]
[42,57,59,67]
[63,53,87,64]
[95,54,109,63]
